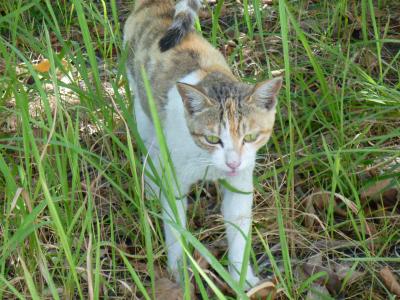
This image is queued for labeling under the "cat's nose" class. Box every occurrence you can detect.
[226,160,241,169]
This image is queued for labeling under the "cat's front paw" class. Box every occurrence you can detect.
[170,267,181,283]
[244,273,261,290]
[230,268,261,290]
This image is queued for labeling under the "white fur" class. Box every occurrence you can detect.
[221,168,259,287]
[211,122,257,174]
[174,0,202,17]
[174,1,195,17]
[131,70,260,289]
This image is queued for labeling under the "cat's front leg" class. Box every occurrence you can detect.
[160,193,187,282]
[221,169,260,289]
[144,149,189,282]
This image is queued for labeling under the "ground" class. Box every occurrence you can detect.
[0,0,399,299]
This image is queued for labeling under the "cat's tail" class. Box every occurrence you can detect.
[159,0,202,52]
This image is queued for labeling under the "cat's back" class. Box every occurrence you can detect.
[124,0,232,119]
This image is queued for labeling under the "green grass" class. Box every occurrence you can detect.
[1,0,399,299]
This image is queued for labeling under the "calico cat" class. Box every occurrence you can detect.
[124,0,282,289]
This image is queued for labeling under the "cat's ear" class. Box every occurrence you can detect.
[177,82,215,115]
[249,77,282,110]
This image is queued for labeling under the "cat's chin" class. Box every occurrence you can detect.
[226,170,238,177]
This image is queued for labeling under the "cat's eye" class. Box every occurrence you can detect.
[243,133,259,143]
[205,135,221,144]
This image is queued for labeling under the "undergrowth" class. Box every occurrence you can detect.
[0,0,399,299]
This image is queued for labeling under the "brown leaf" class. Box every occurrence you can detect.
[222,40,236,57]
[271,69,285,77]
[193,246,222,271]
[361,178,391,199]
[332,262,365,285]
[360,178,398,202]
[34,59,51,73]
[302,190,359,229]
[193,249,210,270]
[203,270,235,296]
[306,284,331,300]
[303,262,341,295]
[379,266,400,297]
[307,191,330,211]
[304,195,318,228]
[152,277,194,300]
[305,190,358,214]
[246,280,276,300]
[192,247,236,297]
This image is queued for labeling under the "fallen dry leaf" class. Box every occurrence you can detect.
[332,262,365,284]
[152,277,194,300]
[193,249,210,270]
[303,263,341,295]
[271,69,285,77]
[379,266,400,297]
[302,190,358,229]
[204,270,235,296]
[303,254,341,296]
[304,194,318,228]
[306,284,331,300]
[34,59,51,73]
[222,40,236,57]
[192,247,236,297]
[193,245,222,271]
[360,178,398,202]
[246,280,276,300]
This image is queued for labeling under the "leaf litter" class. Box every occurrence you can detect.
[1,0,399,299]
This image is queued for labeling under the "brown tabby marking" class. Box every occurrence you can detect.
[124,0,232,119]
[125,0,281,154]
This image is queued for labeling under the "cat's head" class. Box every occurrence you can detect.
[177,73,282,176]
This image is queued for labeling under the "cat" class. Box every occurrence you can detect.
[123,0,282,289]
